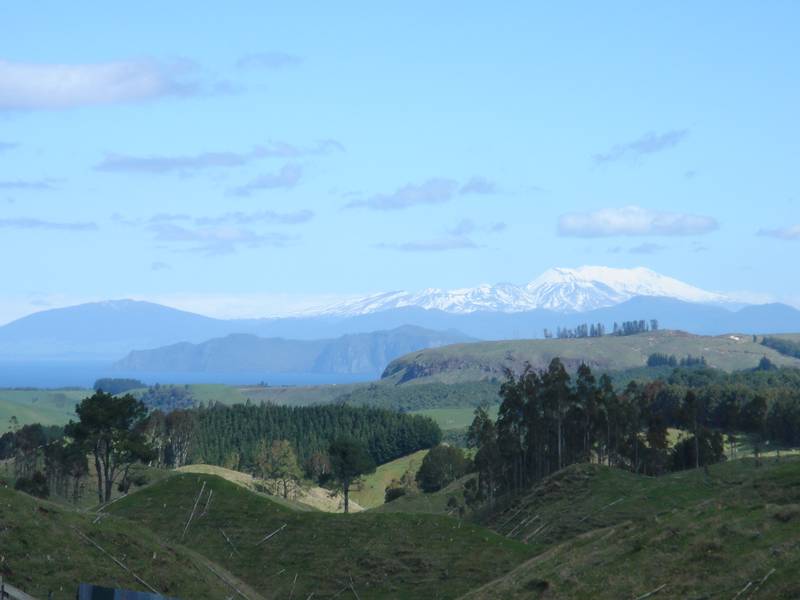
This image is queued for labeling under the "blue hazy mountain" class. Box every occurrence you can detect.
[112,325,474,376]
[1,297,800,362]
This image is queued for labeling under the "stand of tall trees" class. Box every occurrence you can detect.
[467,359,726,503]
[143,403,441,473]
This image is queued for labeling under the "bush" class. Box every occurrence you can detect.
[384,484,407,503]
[14,471,49,498]
[416,445,470,493]
[670,430,726,471]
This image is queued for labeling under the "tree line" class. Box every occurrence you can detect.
[6,393,441,506]
[647,353,707,368]
[543,319,658,340]
[145,402,441,473]
[466,358,800,505]
[761,336,800,359]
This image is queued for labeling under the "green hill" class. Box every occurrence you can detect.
[0,485,236,599]
[108,473,533,599]
[461,458,800,599]
[383,330,800,384]
[0,389,85,426]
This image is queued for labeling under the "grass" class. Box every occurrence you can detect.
[383,329,800,384]
[108,473,534,600]
[377,474,476,515]
[0,388,87,426]
[412,406,498,431]
[350,449,429,509]
[462,458,800,599]
[0,485,235,599]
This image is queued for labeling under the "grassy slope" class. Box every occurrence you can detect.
[461,458,800,599]
[0,486,236,600]
[350,449,428,509]
[0,389,86,426]
[383,330,800,384]
[109,473,533,600]
[412,406,499,431]
[376,474,476,515]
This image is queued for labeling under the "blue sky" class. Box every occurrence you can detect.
[1,2,798,322]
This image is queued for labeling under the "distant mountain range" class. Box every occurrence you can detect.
[306,266,733,315]
[0,266,798,364]
[113,326,472,376]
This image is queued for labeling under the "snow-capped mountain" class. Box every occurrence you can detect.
[312,266,730,316]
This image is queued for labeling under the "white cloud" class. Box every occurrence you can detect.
[594,130,689,164]
[559,205,718,237]
[758,225,800,240]
[0,58,202,110]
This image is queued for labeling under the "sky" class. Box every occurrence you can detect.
[1,1,798,323]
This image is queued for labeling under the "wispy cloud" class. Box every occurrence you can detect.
[559,205,718,237]
[150,261,171,271]
[150,223,295,255]
[95,140,342,175]
[460,176,497,195]
[758,225,800,241]
[378,217,504,252]
[448,219,506,236]
[0,178,60,191]
[196,209,313,226]
[0,58,222,110]
[594,129,688,164]
[347,176,497,210]
[229,163,303,196]
[628,242,666,255]
[0,141,18,153]
[0,217,97,231]
[236,52,303,69]
[376,237,480,252]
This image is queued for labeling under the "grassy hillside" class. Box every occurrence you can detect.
[383,330,800,384]
[377,474,475,515]
[350,449,429,509]
[0,486,236,599]
[461,458,800,599]
[109,473,533,599]
[0,388,86,426]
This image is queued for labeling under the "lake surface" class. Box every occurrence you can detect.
[0,361,375,389]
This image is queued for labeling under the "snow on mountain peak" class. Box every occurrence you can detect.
[310,266,729,316]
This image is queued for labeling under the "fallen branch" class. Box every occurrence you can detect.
[579,497,624,523]
[523,523,547,543]
[349,574,361,600]
[202,559,250,600]
[201,489,214,517]
[255,523,287,546]
[289,573,298,599]
[220,528,240,556]
[732,581,752,600]
[633,583,666,600]
[181,481,207,541]
[752,568,776,594]
[73,529,159,595]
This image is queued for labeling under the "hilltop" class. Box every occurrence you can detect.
[108,473,533,599]
[382,329,800,384]
[0,483,236,598]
